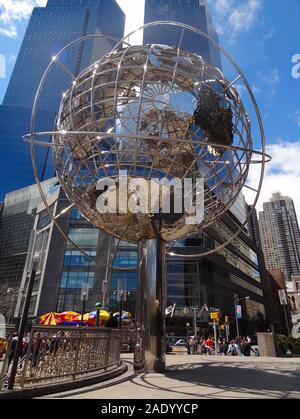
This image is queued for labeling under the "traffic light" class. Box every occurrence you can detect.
[225,316,230,324]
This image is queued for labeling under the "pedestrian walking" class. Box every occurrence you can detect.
[241,340,255,357]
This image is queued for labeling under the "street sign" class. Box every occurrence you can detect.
[278,289,288,306]
[236,305,242,319]
[210,312,220,321]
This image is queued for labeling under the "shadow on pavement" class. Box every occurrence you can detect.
[47,358,300,399]
[134,361,300,399]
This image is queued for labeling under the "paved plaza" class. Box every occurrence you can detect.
[42,354,300,400]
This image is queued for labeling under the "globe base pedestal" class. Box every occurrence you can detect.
[134,239,166,373]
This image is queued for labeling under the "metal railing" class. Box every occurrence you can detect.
[1,326,121,390]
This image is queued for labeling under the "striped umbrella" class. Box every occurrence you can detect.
[39,312,62,326]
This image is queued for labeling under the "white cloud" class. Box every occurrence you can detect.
[259,68,280,85]
[252,85,261,95]
[0,0,47,38]
[244,140,300,220]
[0,25,17,37]
[213,0,234,16]
[229,0,262,32]
[208,0,263,41]
[256,68,280,98]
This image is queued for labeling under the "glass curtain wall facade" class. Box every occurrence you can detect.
[12,185,138,319]
[0,0,125,199]
[57,208,99,312]
[0,179,58,290]
[57,210,138,315]
[110,240,139,315]
[167,216,268,337]
[144,0,222,69]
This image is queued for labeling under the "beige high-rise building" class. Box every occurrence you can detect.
[259,193,300,282]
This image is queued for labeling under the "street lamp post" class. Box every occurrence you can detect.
[190,306,199,337]
[234,296,250,341]
[80,282,89,326]
[119,291,124,330]
[114,278,130,330]
[8,251,40,390]
[7,288,18,324]
[183,306,198,337]
[186,322,190,338]
[114,289,130,330]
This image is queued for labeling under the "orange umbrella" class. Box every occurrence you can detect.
[59,311,80,322]
[74,313,90,323]
[39,312,62,326]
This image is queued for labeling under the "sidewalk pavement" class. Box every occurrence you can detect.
[42,354,300,399]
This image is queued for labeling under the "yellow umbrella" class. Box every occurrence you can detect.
[74,313,89,322]
[99,310,110,321]
[39,312,61,326]
[59,311,80,321]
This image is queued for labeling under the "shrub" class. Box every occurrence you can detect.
[277,335,300,355]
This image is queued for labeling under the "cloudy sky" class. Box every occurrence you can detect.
[0,0,300,218]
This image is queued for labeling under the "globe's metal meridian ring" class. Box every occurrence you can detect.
[26,23,270,260]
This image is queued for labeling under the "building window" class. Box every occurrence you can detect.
[68,226,98,247]
[63,250,96,267]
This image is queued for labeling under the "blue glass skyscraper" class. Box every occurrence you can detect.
[0,0,125,200]
[144,0,222,69]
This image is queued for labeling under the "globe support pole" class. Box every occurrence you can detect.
[134,239,166,373]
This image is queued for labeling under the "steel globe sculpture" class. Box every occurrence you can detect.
[54,44,251,243]
[25,22,270,373]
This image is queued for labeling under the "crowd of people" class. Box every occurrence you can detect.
[186,335,259,356]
